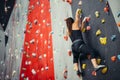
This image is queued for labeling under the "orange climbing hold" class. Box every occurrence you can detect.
[111,56,117,62]
[117,22,120,27]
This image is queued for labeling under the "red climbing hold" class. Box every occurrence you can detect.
[104,7,109,13]
[64,35,68,41]
[66,0,72,4]
[68,49,72,56]
[86,26,91,31]
[92,71,97,76]
[63,69,68,79]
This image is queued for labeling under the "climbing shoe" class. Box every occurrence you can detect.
[94,65,105,71]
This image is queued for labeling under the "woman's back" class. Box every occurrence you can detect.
[70,30,83,42]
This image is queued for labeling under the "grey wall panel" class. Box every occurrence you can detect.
[0,24,6,80]
[3,0,29,80]
[50,0,82,80]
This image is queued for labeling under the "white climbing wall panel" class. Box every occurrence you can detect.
[50,0,82,80]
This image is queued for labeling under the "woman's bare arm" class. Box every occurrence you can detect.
[75,9,80,24]
[80,17,87,31]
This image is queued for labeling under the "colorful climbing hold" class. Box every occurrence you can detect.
[82,63,87,69]
[111,56,117,62]
[117,22,120,27]
[101,18,105,24]
[95,11,100,18]
[64,35,68,41]
[66,0,72,4]
[78,9,82,15]
[111,35,116,41]
[101,67,108,74]
[117,54,120,61]
[31,69,36,75]
[81,28,86,32]
[104,7,109,13]
[78,0,82,6]
[67,49,72,56]
[12,70,16,77]
[99,37,107,45]
[92,71,97,76]
[86,26,91,31]
[63,67,68,79]
[96,29,101,36]
[97,58,101,65]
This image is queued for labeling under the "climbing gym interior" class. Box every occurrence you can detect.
[0,0,120,80]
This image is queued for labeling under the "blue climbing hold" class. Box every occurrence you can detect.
[111,35,116,41]
[117,54,120,61]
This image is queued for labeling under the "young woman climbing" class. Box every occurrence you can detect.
[65,9,105,76]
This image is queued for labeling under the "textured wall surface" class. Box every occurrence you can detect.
[3,0,29,80]
[50,0,81,80]
[71,0,120,80]
[0,0,120,80]
[0,24,5,80]
[108,0,120,32]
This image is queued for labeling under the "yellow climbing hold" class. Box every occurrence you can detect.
[82,63,87,69]
[101,67,108,74]
[95,11,100,18]
[97,58,101,65]
[96,29,101,36]
[81,28,86,32]
[99,37,107,45]
[101,18,105,24]
[78,9,82,15]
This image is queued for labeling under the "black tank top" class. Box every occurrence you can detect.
[70,30,83,42]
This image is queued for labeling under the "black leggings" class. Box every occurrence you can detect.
[72,40,96,63]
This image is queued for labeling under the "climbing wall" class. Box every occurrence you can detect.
[3,0,29,80]
[0,0,82,80]
[50,0,81,80]
[71,0,120,80]
[0,24,5,80]
[108,0,120,32]
[19,0,55,80]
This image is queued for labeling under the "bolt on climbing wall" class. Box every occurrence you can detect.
[20,0,55,80]
[1,0,29,80]
[71,0,120,80]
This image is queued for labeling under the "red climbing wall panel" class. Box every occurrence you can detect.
[20,0,55,80]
